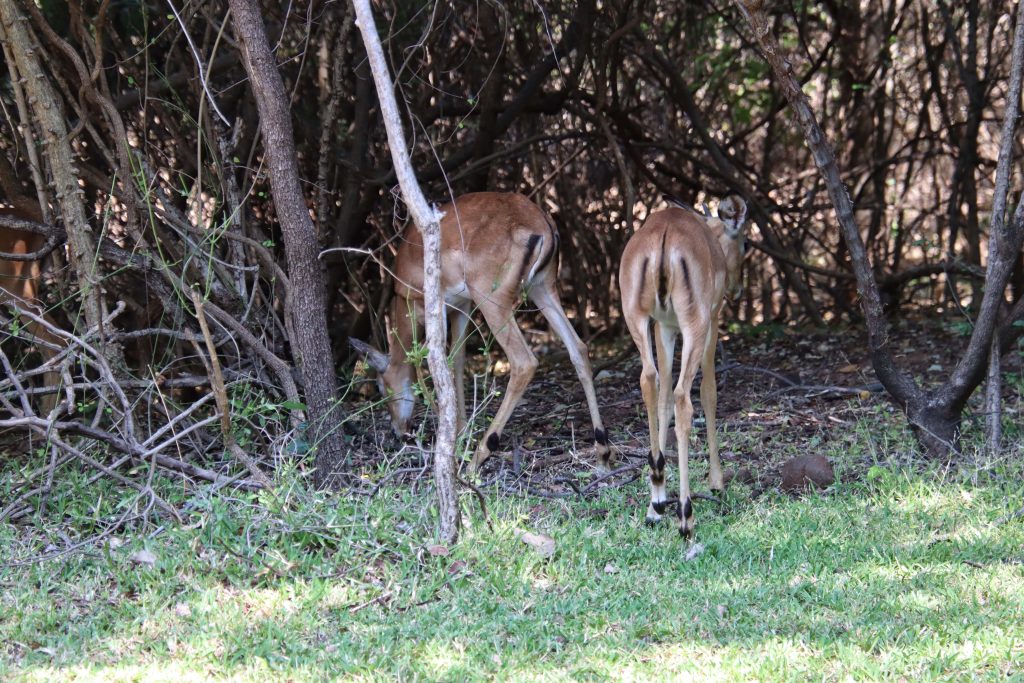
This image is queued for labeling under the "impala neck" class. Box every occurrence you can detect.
[720,232,745,293]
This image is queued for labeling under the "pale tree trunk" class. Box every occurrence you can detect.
[228,0,348,486]
[352,0,461,544]
[0,0,107,345]
[735,0,1024,456]
[985,337,1001,456]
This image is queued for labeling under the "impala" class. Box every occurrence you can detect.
[1,199,65,413]
[352,192,610,473]
[619,195,747,537]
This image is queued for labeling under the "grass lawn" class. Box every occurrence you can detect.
[2,441,1024,681]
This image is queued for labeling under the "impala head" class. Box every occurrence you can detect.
[710,195,748,294]
[349,336,416,437]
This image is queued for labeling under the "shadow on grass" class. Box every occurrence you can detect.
[3,475,1023,681]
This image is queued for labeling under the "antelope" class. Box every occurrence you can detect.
[352,192,610,473]
[619,195,747,538]
[1,199,65,414]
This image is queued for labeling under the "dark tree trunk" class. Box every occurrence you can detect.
[735,0,917,405]
[228,0,347,486]
[735,0,1024,456]
[906,397,962,458]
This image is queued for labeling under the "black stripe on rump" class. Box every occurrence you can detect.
[534,218,559,275]
[638,256,649,309]
[656,229,669,305]
[679,256,691,305]
[517,234,541,284]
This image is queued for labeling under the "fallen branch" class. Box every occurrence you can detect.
[191,288,274,489]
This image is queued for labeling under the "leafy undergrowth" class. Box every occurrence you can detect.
[3,435,1024,681]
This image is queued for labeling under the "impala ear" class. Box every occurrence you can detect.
[349,337,390,373]
[718,196,748,238]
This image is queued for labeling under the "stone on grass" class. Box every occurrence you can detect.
[780,455,835,492]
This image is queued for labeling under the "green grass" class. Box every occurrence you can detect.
[2,449,1024,681]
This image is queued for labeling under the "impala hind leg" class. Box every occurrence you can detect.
[529,282,610,470]
[654,322,676,462]
[449,307,471,434]
[675,321,706,539]
[468,299,537,474]
[624,316,667,523]
[700,322,724,492]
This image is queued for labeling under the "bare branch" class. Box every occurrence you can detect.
[353,0,461,543]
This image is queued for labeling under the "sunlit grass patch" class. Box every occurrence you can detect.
[2,446,1023,681]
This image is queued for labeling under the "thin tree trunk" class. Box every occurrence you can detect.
[735,0,1024,456]
[352,0,461,544]
[228,0,347,486]
[985,337,1001,456]
[734,0,917,407]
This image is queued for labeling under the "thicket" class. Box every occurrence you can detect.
[1,0,1022,531]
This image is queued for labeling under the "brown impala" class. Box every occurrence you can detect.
[353,192,609,473]
[619,195,747,537]
[1,198,65,413]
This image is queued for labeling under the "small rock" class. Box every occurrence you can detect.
[519,531,556,558]
[684,543,705,561]
[780,455,835,492]
[129,549,157,567]
[426,544,449,557]
[603,563,619,574]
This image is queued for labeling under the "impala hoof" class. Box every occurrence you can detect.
[645,502,663,525]
[677,496,694,538]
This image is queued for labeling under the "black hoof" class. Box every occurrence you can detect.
[644,516,660,527]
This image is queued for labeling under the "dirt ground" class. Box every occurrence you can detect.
[341,313,1022,498]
